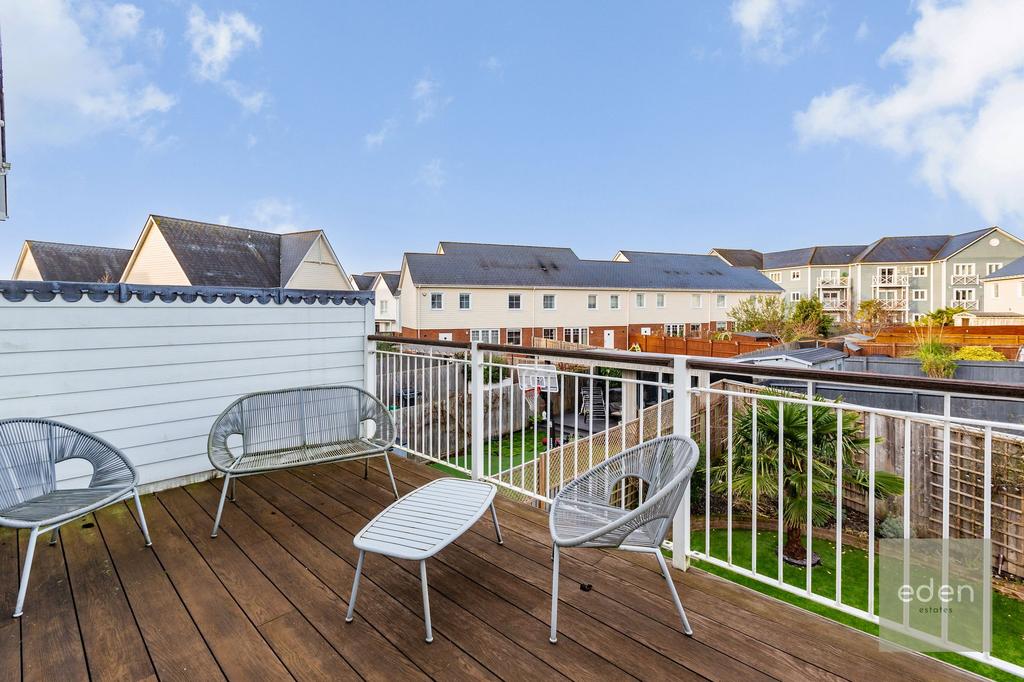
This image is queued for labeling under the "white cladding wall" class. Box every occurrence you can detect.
[0,297,372,489]
[984,278,1024,314]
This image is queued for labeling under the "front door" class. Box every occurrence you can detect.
[603,329,615,349]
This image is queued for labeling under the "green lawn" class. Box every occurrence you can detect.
[445,425,547,475]
[690,528,1024,681]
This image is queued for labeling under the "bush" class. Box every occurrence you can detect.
[876,515,903,539]
[915,340,957,378]
[952,345,1007,362]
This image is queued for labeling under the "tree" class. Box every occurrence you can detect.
[920,306,966,327]
[792,297,834,337]
[855,299,891,337]
[709,393,903,563]
[729,295,815,342]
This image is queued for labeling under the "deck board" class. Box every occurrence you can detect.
[4,454,976,681]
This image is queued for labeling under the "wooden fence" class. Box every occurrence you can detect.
[629,333,775,357]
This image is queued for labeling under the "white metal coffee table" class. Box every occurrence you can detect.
[345,477,503,642]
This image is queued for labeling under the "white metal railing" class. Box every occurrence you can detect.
[817,276,849,288]
[951,274,980,285]
[366,335,1024,677]
[873,274,910,286]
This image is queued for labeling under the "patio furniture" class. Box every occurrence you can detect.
[208,384,398,538]
[548,434,699,643]
[346,477,503,642]
[0,418,152,618]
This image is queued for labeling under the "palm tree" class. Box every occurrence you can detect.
[709,392,903,563]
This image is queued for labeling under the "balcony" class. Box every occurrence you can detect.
[817,276,849,289]
[955,299,980,310]
[872,274,910,287]
[951,274,980,285]
[877,297,909,310]
[820,297,849,310]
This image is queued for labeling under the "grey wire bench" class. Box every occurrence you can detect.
[0,418,152,618]
[208,384,398,537]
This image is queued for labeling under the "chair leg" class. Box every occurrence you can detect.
[345,550,365,623]
[420,560,433,643]
[549,545,560,643]
[655,550,693,636]
[13,527,40,618]
[489,503,503,545]
[133,489,153,547]
[211,474,232,538]
[48,528,60,546]
[383,453,400,500]
[229,477,237,502]
[363,458,369,479]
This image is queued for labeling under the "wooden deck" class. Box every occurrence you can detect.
[0,455,974,681]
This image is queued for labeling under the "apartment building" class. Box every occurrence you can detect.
[982,256,1024,315]
[355,271,401,333]
[712,227,1024,323]
[12,215,356,291]
[397,242,781,349]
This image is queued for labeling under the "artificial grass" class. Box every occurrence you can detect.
[690,528,1024,681]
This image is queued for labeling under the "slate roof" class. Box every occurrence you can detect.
[734,346,846,365]
[983,256,1024,281]
[405,244,782,292]
[352,274,376,290]
[149,216,339,289]
[358,271,401,295]
[25,241,133,283]
[712,249,763,269]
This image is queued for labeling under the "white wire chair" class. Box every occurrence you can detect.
[548,434,699,643]
[207,384,398,537]
[0,418,152,618]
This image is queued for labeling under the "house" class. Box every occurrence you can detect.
[980,255,1024,317]
[356,271,401,333]
[12,241,133,282]
[397,241,782,349]
[121,215,354,289]
[712,226,1024,323]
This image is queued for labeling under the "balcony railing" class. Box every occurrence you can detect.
[955,299,979,310]
[368,334,1024,678]
[951,274,980,285]
[820,297,849,310]
[877,297,908,310]
[872,274,909,287]
[817,276,849,288]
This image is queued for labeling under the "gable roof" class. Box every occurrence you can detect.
[352,274,376,290]
[405,243,782,292]
[983,255,1024,281]
[23,241,132,282]
[279,231,323,286]
[711,248,763,269]
[358,271,400,295]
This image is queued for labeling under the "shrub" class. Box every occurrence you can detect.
[952,345,1007,362]
[915,340,957,378]
[876,515,903,539]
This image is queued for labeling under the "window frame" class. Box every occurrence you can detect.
[953,263,975,276]
[656,293,666,308]
[716,294,727,309]
[790,270,801,281]
[912,289,927,301]
[429,292,443,310]
[587,294,598,310]
[458,292,471,310]
[987,263,1003,276]
[507,293,522,310]
[769,272,782,283]
[790,291,801,302]
[506,328,522,346]
[542,327,557,340]
[542,294,556,310]
[665,323,685,337]
[470,328,500,343]
[691,293,703,309]
[609,294,620,310]
[563,327,589,344]
[953,287,976,302]
[912,265,928,277]
[635,293,646,309]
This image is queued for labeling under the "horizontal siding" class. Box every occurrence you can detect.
[0,298,371,488]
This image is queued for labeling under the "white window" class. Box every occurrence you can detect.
[563,327,589,344]
[953,263,975,276]
[430,292,443,309]
[689,323,701,335]
[912,265,928,277]
[542,328,556,340]
[716,321,728,331]
[542,294,556,310]
[587,294,598,310]
[691,294,703,308]
[635,293,646,308]
[506,329,521,345]
[1020,281,1024,297]
[877,266,896,281]
[609,294,620,309]
[912,314,924,323]
[912,289,927,301]
[993,283,1000,298]
[769,272,782,283]
[716,294,727,309]
[508,293,521,310]
[380,300,388,314]
[656,293,665,308]
[987,263,1003,275]
[820,269,840,280]
[470,329,500,343]
[790,292,801,302]
[459,293,471,310]
[791,270,801,281]
[665,323,685,337]
[953,288,976,303]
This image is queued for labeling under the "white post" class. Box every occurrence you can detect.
[364,301,376,394]
[672,355,693,569]
[470,341,485,481]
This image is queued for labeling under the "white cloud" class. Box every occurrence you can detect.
[481,56,502,74]
[186,4,266,112]
[730,0,814,62]
[0,0,174,145]
[246,197,302,233]
[417,159,446,189]
[855,20,869,42]
[364,118,396,149]
[412,77,452,123]
[795,0,1024,224]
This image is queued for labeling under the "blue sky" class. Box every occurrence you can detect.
[2,0,1021,275]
